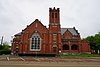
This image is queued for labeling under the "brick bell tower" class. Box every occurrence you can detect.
[49,7,62,54]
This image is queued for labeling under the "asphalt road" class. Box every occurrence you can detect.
[0,61,100,67]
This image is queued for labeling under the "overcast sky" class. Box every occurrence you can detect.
[0,0,100,44]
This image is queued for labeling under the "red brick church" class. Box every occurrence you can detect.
[11,7,91,55]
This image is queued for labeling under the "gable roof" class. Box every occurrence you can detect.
[61,28,79,35]
[14,19,48,37]
[15,32,21,36]
[23,19,48,31]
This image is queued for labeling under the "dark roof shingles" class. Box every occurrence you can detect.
[61,28,78,35]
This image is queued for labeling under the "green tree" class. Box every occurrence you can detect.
[94,32,100,51]
[83,32,100,54]
[0,41,11,55]
[2,42,10,50]
[0,45,2,50]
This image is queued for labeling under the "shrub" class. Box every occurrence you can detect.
[0,50,11,55]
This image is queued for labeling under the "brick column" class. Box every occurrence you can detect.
[49,32,52,53]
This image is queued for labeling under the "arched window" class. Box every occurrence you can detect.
[55,13,57,18]
[52,13,54,18]
[63,44,69,50]
[52,12,57,18]
[30,33,41,51]
[71,45,78,50]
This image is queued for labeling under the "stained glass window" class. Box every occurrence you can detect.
[30,33,41,51]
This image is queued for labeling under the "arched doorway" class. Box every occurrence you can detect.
[53,45,58,53]
[63,44,69,50]
[71,45,78,50]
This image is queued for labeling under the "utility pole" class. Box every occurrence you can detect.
[0,36,3,49]
[1,36,3,46]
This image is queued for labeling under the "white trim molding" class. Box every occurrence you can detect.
[30,33,41,51]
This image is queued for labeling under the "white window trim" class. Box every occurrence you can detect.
[30,33,41,51]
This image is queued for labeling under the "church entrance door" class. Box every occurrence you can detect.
[53,45,58,54]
